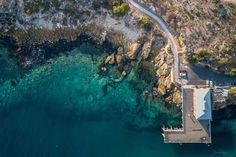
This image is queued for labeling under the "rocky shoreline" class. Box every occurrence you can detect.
[2,0,234,110]
[0,26,116,67]
[0,0,185,107]
[1,0,236,110]
[0,19,184,108]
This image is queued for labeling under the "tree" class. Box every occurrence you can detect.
[188,49,212,63]
[138,16,152,30]
[113,2,129,16]
[92,0,101,10]
[229,87,236,97]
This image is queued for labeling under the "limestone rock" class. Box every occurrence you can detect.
[158,83,166,95]
[127,43,141,60]
[105,54,115,65]
[141,41,152,60]
[117,47,124,55]
[155,44,182,105]
[172,87,182,105]
[165,75,173,89]
[116,54,122,64]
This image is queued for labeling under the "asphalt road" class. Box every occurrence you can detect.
[127,0,181,84]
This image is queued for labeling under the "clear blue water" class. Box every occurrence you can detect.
[0,45,236,157]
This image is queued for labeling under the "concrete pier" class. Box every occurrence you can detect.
[162,86,212,143]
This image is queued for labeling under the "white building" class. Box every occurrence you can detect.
[193,88,212,120]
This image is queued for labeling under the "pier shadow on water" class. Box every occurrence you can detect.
[173,125,235,157]
[172,107,236,157]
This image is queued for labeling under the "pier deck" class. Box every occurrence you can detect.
[163,86,212,143]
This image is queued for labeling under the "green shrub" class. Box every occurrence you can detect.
[24,0,60,14]
[51,0,61,8]
[229,68,236,76]
[188,49,212,62]
[92,0,101,10]
[229,87,236,97]
[227,2,236,16]
[112,0,123,6]
[217,57,229,65]
[138,16,152,29]
[167,46,172,53]
[113,2,129,16]
[24,1,41,14]
[92,0,128,14]
[102,0,113,10]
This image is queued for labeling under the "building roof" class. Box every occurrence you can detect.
[180,70,187,73]
[193,88,212,120]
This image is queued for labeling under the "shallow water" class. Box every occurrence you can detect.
[0,47,21,85]
[0,45,236,157]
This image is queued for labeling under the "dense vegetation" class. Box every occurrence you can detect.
[188,39,236,76]
[188,49,213,63]
[92,0,129,16]
[112,2,129,16]
[226,2,236,16]
[138,16,152,30]
[92,0,113,10]
[24,0,60,14]
[24,0,129,17]
[229,87,236,98]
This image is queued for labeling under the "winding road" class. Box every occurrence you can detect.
[127,0,181,84]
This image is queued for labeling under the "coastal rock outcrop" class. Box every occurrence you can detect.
[0,0,183,108]
[227,87,236,106]
[105,54,115,65]
[127,43,141,60]
[141,36,154,60]
[155,45,182,105]
[116,47,124,64]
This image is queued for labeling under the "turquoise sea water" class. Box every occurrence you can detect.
[0,44,236,157]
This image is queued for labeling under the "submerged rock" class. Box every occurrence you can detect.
[137,61,157,84]
[10,79,17,87]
